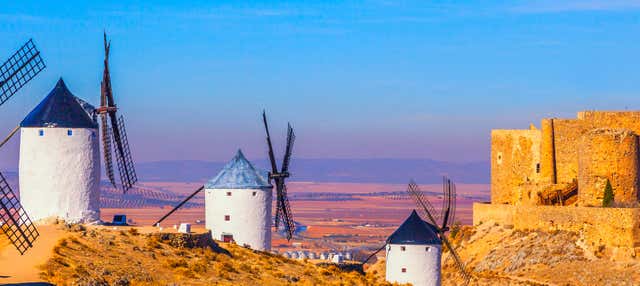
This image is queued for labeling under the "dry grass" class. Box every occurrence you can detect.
[441,223,640,285]
[39,227,394,285]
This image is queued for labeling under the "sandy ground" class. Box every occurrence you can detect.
[0,225,65,284]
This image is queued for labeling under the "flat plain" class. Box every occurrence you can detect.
[100,181,489,255]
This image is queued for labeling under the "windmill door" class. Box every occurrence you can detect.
[222,234,234,243]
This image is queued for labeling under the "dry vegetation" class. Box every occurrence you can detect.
[39,225,396,285]
[441,222,640,285]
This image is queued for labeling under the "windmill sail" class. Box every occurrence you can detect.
[0,39,45,255]
[102,117,116,188]
[278,184,296,238]
[153,185,205,226]
[408,180,471,285]
[0,172,39,255]
[262,111,297,240]
[99,33,138,193]
[113,115,137,190]
[0,39,46,107]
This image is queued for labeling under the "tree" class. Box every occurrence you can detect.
[603,179,614,207]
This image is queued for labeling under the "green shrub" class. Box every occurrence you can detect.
[603,179,614,207]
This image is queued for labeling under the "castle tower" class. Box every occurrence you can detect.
[19,78,101,223]
[386,210,442,286]
[205,149,273,251]
[578,128,640,206]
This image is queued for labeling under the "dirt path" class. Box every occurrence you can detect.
[0,225,65,284]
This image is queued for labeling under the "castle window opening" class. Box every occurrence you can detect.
[536,163,540,173]
[252,191,257,196]
[401,268,406,273]
[67,129,73,136]
[425,246,430,252]
[226,191,232,196]
[224,215,230,221]
[400,246,406,251]
[38,129,44,136]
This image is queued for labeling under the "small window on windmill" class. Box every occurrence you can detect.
[226,192,232,196]
[67,129,73,136]
[224,215,230,221]
[497,152,503,165]
[536,163,541,173]
[38,129,44,136]
[401,268,407,273]
[400,246,406,251]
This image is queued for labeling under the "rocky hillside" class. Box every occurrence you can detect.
[35,220,640,285]
[441,222,640,285]
[39,225,392,285]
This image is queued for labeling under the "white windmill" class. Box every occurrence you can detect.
[152,112,298,251]
[17,78,102,223]
[2,33,138,223]
[385,209,442,286]
[205,149,273,250]
[361,178,470,286]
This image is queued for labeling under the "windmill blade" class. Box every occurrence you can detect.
[0,171,39,255]
[153,185,205,226]
[407,181,441,226]
[262,111,279,174]
[101,32,113,107]
[0,39,46,107]
[281,123,295,173]
[441,233,471,285]
[274,181,283,228]
[101,116,117,189]
[112,115,138,193]
[278,184,296,240]
[441,178,453,230]
[409,180,470,284]
[362,244,386,265]
[0,125,19,149]
[440,177,448,226]
[449,183,458,228]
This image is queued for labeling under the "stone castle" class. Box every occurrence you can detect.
[474,111,640,250]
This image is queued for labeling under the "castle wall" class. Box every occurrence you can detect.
[578,129,640,206]
[549,119,589,184]
[578,111,640,134]
[19,127,101,223]
[551,112,640,185]
[490,130,541,204]
[473,203,640,248]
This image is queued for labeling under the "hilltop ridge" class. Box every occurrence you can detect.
[38,225,392,285]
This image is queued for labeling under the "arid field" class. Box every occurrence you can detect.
[101,181,488,255]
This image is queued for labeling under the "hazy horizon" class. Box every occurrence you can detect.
[2,1,640,169]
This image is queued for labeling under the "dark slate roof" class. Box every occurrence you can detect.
[205,149,272,190]
[20,78,98,128]
[386,210,441,245]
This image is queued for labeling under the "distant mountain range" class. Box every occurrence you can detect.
[135,159,489,184]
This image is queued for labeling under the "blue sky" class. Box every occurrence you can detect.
[0,1,639,168]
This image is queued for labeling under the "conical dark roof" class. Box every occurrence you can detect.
[205,149,272,190]
[21,78,98,128]
[387,210,441,245]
